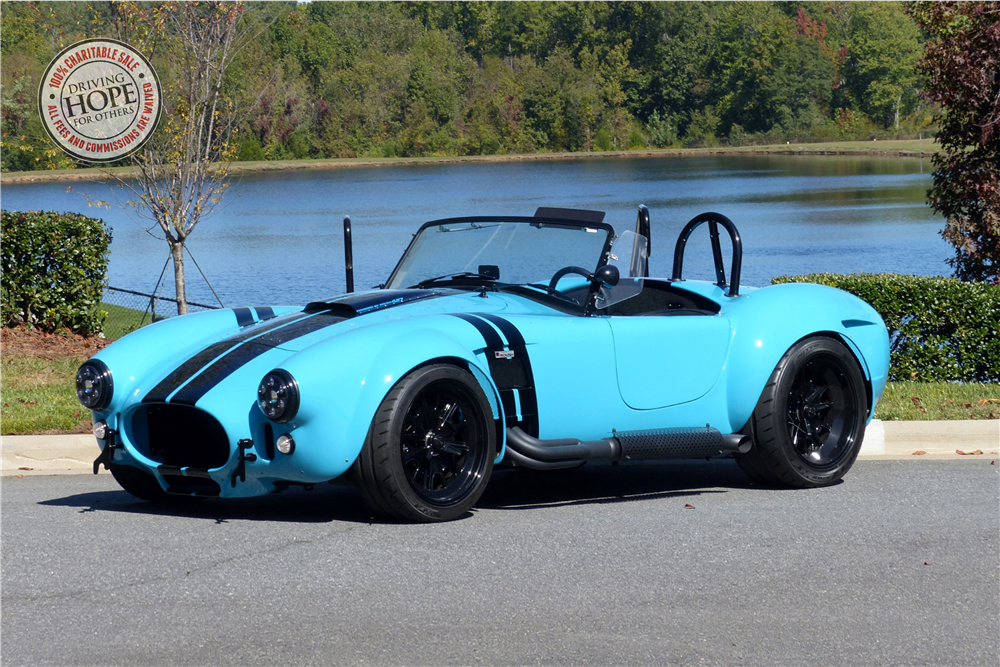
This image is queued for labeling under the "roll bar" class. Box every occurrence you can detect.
[671,212,742,297]
[343,215,354,293]
[635,205,651,277]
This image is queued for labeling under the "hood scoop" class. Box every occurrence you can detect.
[304,289,446,317]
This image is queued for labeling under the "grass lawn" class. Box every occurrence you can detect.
[99,301,153,340]
[2,356,91,434]
[2,345,995,434]
[874,381,999,421]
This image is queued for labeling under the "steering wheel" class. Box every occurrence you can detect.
[549,266,593,290]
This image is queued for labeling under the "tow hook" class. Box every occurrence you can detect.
[231,438,257,487]
[92,432,118,475]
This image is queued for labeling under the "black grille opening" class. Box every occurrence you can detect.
[264,422,275,460]
[163,474,221,496]
[130,404,231,469]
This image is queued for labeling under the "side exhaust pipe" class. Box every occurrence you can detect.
[722,433,753,454]
[506,427,620,464]
[504,426,751,470]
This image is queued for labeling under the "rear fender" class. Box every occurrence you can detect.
[721,283,889,430]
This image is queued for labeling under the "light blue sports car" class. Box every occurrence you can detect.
[78,207,890,522]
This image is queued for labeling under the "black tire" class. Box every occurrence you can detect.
[352,364,496,522]
[109,463,203,503]
[734,337,867,488]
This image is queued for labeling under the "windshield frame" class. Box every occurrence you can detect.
[384,215,616,290]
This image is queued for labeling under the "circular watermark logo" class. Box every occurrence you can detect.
[37,38,161,163]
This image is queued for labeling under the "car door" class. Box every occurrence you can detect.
[607,312,732,410]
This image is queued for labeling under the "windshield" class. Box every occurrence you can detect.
[386,219,611,289]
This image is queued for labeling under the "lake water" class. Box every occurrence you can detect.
[1,154,949,307]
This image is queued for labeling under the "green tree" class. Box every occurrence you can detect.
[831,1,922,130]
[594,40,638,150]
[0,3,70,171]
[686,105,721,147]
[522,50,602,152]
[462,56,530,155]
[1,1,933,170]
[710,2,794,135]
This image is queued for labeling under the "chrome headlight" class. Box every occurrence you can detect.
[257,369,299,423]
[76,360,113,411]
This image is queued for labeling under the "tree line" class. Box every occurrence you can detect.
[2,1,928,172]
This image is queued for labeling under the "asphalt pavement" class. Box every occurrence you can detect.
[2,459,997,666]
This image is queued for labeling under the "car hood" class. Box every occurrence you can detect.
[269,288,510,352]
[126,288,511,405]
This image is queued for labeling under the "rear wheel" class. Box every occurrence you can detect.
[734,337,867,488]
[353,364,495,522]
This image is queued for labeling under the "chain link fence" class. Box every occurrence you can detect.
[100,287,219,339]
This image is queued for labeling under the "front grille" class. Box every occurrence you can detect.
[129,403,231,469]
[162,474,222,496]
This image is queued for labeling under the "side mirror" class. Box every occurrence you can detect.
[593,264,620,288]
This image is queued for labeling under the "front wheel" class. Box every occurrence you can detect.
[352,364,496,522]
[734,337,867,488]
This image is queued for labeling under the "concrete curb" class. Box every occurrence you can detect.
[2,420,997,476]
[1,435,105,476]
[859,419,999,459]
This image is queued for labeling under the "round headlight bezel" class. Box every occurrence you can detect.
[76,360,113,411]
[257,369,299,423]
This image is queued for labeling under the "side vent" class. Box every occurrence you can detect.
[264,423,275,460]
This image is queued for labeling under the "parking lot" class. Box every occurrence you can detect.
[2,458,997,665]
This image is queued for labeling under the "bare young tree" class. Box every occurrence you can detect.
[109,1,267,314]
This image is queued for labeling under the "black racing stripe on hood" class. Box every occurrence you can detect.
[143,341,243,403]
[169,312,347,406]
[142,312,310,404]
[304,289,445,316]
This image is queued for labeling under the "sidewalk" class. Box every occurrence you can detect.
[2,420,997,477]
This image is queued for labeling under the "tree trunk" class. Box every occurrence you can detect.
[894,93,902,134]
[170,241,188,315]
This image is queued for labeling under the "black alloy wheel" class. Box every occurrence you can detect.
[786,357,858,469]
[400,381,489,506]
[734,337,867,488]
[353,364,495,522]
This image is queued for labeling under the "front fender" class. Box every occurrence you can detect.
[721,283,889,429]
[272,316,504,481]
[90,309,247,425]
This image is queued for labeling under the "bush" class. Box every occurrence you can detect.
[684,106,721,148]
[236,134,265,161]
[772,273,1000,383]
[627,124,647,150]
[1,210,112,336]
[593,127,613,152]
[645,110,678,148]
